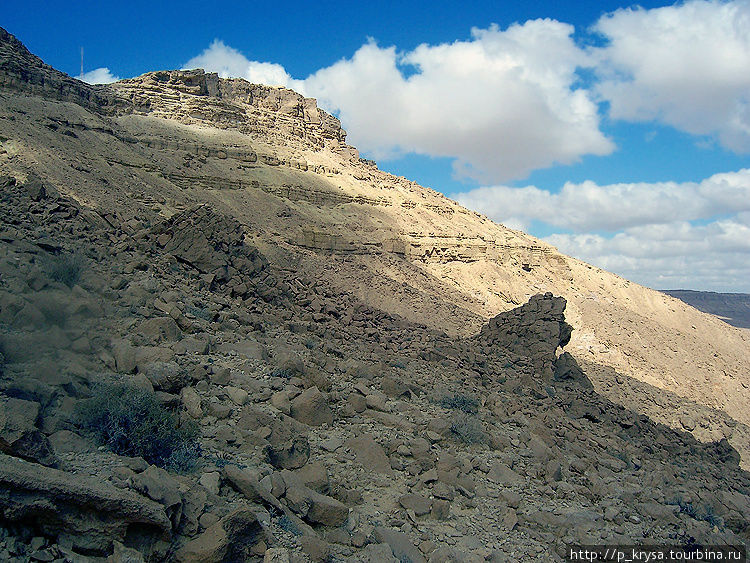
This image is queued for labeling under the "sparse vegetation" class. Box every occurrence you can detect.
[702,505,722,528]
[450,413,488,445]
[185,304,214,322]
[672,498,723,528]
[675,498,699,519]
[271,367,296,379]
[439,393,479,414]
[75,382,201,471]
[277,514,302,536]
[42,251,85,288]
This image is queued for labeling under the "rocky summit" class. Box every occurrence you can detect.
[0,27,749,562]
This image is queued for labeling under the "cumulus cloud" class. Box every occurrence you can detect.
[78,67,120,84]
[304,22,613,182]
[180,2,750,181]
[455,170,750,291]
[183,39,305,92]
[455,169,750,232]
[183,23,613,183]
[593,0,750,152]
[546,218,750,291]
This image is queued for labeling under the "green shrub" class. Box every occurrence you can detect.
[450,414,488,445]
[270,367,296,379]
[43,252,84,288]
[439,393,479,414]
[75,382,201,471]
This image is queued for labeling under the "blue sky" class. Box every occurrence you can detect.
[3,1,750,291]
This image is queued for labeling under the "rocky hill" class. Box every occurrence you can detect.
[663,290,750,329]
[1,27,749,561]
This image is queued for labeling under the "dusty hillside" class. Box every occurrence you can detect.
[1,28,748,463]
[1,27,750,562]
[663,290,750,329]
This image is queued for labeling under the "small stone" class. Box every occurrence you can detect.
[290,387,333,426]
[300,536,329,562]
[199,471,221,495]
[503,508,518,530]
[271,391,291,415]
[365,393,387,412]
[399,494,432,516]
[181,387,203,419]
[264,547,290,563]
[352,530,368,548]
[425,431,443,444]
[199,512,219,529]
[320,436,344,452]
[225,386,249,405]
[486,462,522,484]
[501,490,521,509]
[346,435,393,475]
[431,499,450,520]
[210,367,232,385]
[347,393,367,413]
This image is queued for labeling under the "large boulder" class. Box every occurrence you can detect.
[290,387,333,426]
[131,465,183,530]
[478,292,574,380]
[0,397,57,466]
[345,434,393,475]
[0,454,170,556]
[373,527,426,563]
[280,471,349,526]
[174,508,265,562]
[266,435,310,470]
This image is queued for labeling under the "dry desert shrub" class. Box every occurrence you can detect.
[450,413,488,445]
[42,251,85,288]
[75,382,201,471]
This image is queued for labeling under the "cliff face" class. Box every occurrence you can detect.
[109,70,349,152]
[1,26,749,465]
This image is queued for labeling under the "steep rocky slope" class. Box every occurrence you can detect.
[1,27,749,561]
[1,27,748,465]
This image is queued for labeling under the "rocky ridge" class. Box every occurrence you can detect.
[0,28,749,561]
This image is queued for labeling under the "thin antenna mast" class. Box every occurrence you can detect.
[80,47,84,78]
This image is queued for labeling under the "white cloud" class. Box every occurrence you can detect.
[183,39,305,92]
[546,218,750,291]
[455,169,750,291]
[455,169,750,232]
[78,67,119,84]
[183,23,613,183]
[178,4,750,183]
[593,0,750,152]
[304,23,613,183]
